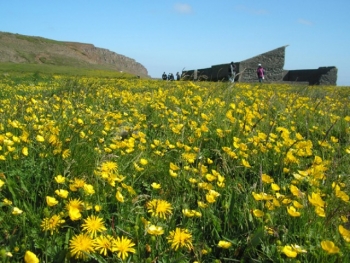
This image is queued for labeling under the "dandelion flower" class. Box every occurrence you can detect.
[93,235,113,256]
[41,214,65,235]
[69,233,95,260]
[81,215,107,238]
[167,227,193,251]
[146,199,173,219]
[24,250,39,263]
[100,161,118,173]
[111,236,136,260]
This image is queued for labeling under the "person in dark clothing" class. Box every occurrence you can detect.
[228,62,236,82]
[176,72,181,81]
[168,73,174,81]
[257,64,265,83]
[162,72,167,80]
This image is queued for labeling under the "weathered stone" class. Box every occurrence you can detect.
[182,46,338,85]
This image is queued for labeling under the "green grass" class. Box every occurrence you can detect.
[0,77,349,262]
[0,62,137,79]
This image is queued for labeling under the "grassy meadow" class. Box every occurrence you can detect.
[0,72,350,262]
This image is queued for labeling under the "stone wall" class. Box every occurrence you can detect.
[238,46,286,82]
[182,46,338,85]
[283,67,338,85]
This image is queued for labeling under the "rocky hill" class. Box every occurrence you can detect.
[0,31,148,77]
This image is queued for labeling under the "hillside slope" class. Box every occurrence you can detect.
[0,31,148,77]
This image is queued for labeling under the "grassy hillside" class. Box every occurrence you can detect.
[0,31,149,78]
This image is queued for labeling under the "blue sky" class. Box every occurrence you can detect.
[1,0,349,86]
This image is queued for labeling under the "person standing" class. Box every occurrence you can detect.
[162,72,167,80]
[176,72,181,81]
[228,62,236,82]
[257,64,265,83]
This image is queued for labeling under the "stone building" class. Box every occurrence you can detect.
[182,46,337,85]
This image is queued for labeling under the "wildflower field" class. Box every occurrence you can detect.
[1,74,350,262]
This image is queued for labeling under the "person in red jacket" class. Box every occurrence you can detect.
[257,64,265,83]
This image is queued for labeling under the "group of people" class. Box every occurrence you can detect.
[162,72,181,81]
[228,62,265,83]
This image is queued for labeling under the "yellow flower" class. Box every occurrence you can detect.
[55,189,69,199]
[93,235,113,256]
[198,201,208,208]
[339,225,350,242]
[24,250,39,263]
[82,215,107,237]
[22,147,29,156]
[62,149,70,159]
[308,192,325,207]
[146,199,173,219]
[321,240,340,254]
[69,208,82,221]
[0,179,4,188]
[111,236,136,260]
[36,135,45,142]
[271,183,280,191]
[41,214,65,235]
[281,245,297,258]
[287,206,301,217]
[253,209,264,218]
[315,206,326,217]
[83,184,95,195]
[69,233,95,260]
[12,207,23,215]
[293,200,304,209]
[151,182,161,189]
[3,198,12,205]
[66,198,84,221]
[116,191,124,203]
[147,225,164,236]
[167,228,193,251]
[290,184,305,198]
[94,205,102,212]
[46,196,59,207]
[261,174,274,184]
[218,240,232,249]
[140,158,148,165]
[241,159,251,168]
[169,169,178,177]
[54,175,66,184]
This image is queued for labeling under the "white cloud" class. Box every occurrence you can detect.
[174,3,193,14]
[298,18,313,26]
